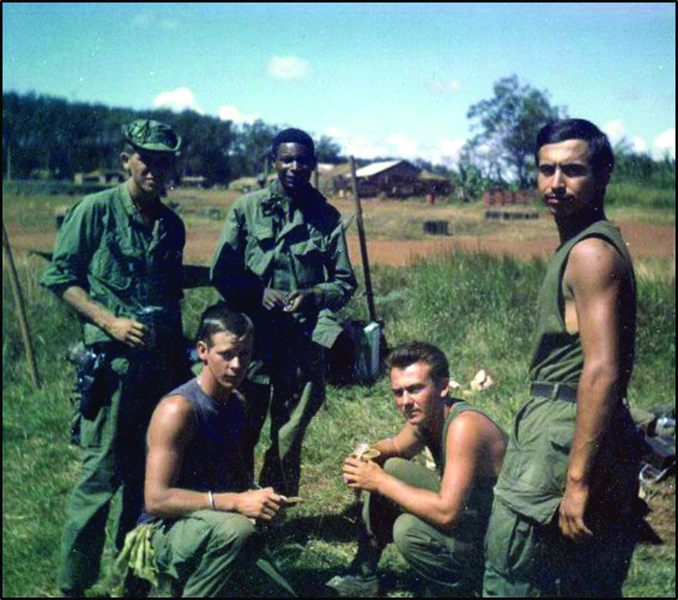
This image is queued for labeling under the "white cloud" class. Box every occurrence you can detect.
[653,128,675,159]
[267,56,312,80]
[132,13,179,30]
[631,136,647,154]
[344,136,391,160]
[323,126,465,166]
[427,79,461,94]
[218,105,259,125]
[324,126,346,140]
[602,119,627,147]
[387,134,420,158]
[153,87,204,114]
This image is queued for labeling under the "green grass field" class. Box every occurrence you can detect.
[2,188,675,597]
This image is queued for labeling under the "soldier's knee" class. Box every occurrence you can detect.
[392,513,425,559]
[209,514,257,554]
[383,457,411,477]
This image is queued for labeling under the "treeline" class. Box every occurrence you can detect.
[2,91,344,185]
[3,90,675,192]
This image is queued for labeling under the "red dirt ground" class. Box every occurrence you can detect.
[6,216,674,270]
[174,217,674,268]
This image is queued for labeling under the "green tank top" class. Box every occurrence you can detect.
[430,402,507,524]
[529,219,636,387]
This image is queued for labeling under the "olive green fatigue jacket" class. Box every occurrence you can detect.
[211,179,357,356]
[40,183,185,345]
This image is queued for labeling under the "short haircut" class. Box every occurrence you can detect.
[196,303,253,347]
[535,118,614,181]
[270,128,315,160]
[386,341,449,385]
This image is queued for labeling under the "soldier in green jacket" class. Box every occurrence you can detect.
[211,128,357,496]
[483,119,647,597]
[41,119,192,597]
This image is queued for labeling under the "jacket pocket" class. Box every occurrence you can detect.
[289,238,324,287]
[93,232,144,292]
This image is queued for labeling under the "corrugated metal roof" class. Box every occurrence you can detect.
[355,160,404,177]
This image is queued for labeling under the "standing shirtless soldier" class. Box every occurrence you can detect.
[483,119,647,597]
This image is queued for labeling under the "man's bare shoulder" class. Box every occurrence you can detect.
[446,409,501,444]
[566,236,629,286]
[150,393,196,432]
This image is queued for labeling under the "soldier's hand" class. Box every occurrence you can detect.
[262,288,287,311]
[558,479,593,541]
[106,317,146,347]
[284,289,322,313]
[236,487,282,520]
[342,457,383,493]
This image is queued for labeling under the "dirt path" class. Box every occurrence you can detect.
[5,213,674,270]
[344,219,675,267]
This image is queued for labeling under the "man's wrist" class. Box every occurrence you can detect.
[313,287,325,308]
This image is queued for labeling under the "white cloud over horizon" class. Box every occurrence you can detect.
[603,119,675,159]
[153,87,203,114]
[324,126,465,166]
[267,56,312,80]
[218,104,259,125]
[653,128,675,159]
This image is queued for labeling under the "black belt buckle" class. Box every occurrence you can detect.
[530,382,577,403]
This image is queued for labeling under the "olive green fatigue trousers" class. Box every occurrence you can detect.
[363,458,487,597]
[150,510,295,597]
[483,398,643,597]
[59,348,191,592]
[245,338,326,497]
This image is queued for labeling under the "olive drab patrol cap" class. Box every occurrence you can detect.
[122,119,182,153]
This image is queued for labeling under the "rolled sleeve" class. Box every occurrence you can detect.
[40,199,102,297]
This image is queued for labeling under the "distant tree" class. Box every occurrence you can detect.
[455,146,486,201]
[315,135,343,164]
[467,75,566,189]
[229,120,282,179]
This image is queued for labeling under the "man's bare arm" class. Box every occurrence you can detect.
[344,412,498,529]
[559,238,627,540]
[144,395,282,520]
[61,286,146,347]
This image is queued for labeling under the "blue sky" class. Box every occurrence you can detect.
[3,3,675,164]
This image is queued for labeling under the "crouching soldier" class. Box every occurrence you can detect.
[116,304,296,597]
[327,342,507,597]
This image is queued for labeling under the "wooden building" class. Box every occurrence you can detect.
[74,169,126,186]
[329,160,453,199]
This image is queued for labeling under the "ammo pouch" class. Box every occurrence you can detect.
[67,342,108,420]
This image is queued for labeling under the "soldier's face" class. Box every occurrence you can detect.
[537,139,601,220]
[121,150,174,198]
[274,143,315,195]
[390,362,448,429]
[198,331,252,393]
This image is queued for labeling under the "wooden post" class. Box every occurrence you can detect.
[349,156,377,322]
[2,222,41,389]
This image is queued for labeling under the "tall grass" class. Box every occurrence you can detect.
[607,180,676,210]
[3,248,675,597]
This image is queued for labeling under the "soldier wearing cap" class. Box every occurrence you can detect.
[41,118,192,597]
[211,128,357,497]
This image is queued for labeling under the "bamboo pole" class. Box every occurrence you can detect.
[349,156,377,322]
[3,221,41,389]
